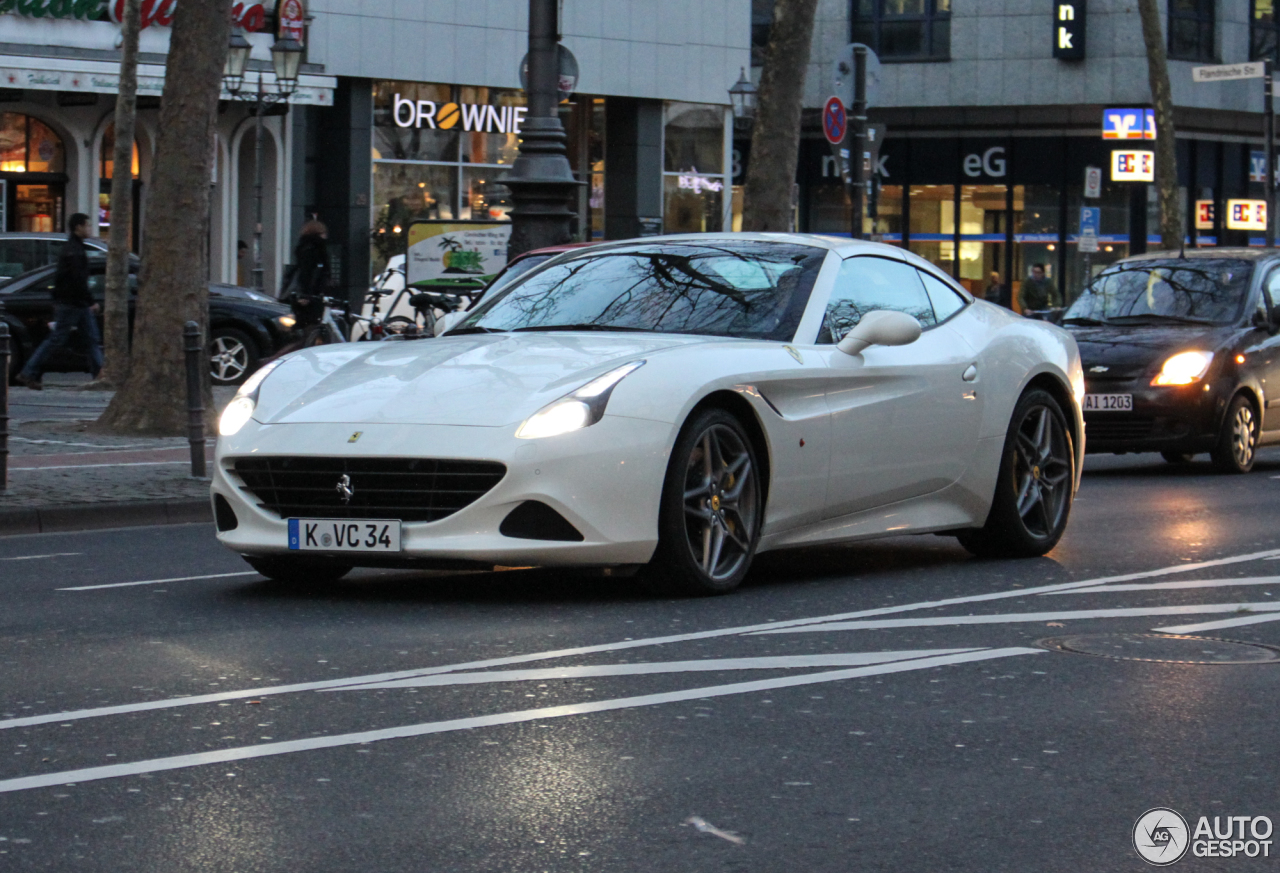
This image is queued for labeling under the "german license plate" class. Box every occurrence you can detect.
[1084,393,1133,412]
[288,519,402,552]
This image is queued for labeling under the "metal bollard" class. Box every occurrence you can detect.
[0,317,9,492]
[183,320,207,478]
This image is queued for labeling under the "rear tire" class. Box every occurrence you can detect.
[209,327,258,386]
[245,556,352,588]
[958,389,1075,559]
[647,408,763,595]
[1210,394,1258,474]
[1160,451,1195,464]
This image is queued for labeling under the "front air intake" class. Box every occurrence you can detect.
[499,501,584,542]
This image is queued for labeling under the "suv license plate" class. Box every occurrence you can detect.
[1084,394,1133,412]
[288,519,402,552]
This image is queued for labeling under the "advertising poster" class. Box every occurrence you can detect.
[406,220,512,292]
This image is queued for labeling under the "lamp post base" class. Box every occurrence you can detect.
[505,116,578,258]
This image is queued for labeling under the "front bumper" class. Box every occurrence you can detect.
[211,414,674,567]
[1083,375,1230,454]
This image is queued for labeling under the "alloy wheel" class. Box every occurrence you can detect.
[1012,404,1072,539]
[211,336,249,383]
[1231,403,1257,469]
[681,424,759,581]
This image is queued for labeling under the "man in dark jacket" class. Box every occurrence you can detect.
[16,213,102,390]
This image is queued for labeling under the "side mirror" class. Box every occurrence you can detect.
[837,309,923,356]
[434,310,467,337]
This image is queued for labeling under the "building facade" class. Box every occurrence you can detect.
[783,0,1280,307]
[0,1,750,306]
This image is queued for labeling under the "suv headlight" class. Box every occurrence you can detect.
[218,359,286,436]
[1152,350,1214,386]
[516,361,645,439]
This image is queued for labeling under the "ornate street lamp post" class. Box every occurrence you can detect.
[728,68,757,127]
[504,0,578,259]
[222,31,302,292]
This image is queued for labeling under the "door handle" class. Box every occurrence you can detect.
[962,364,978,382]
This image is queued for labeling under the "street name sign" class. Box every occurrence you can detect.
[1192,62,1265,83]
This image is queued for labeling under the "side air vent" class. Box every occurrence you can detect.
[499,501,584,542]
[214,494,239,532]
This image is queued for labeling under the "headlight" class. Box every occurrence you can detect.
[218,359,286,436]
[516,361,645,439]
[1152,350,1214,386]
[276,315,297,328]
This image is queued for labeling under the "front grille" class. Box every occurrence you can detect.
[1085,416,1157,441]
[231,456,506,522]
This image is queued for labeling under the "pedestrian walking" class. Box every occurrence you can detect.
[983,270,1004,305]
[1019,263,1060,312]
[262,221,332,363]
[236,239,249,286]
[15,213,101,390]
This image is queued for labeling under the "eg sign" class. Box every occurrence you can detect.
[1226,199,1267,232]
[1111,150,1154,182]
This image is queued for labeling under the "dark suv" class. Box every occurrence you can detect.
[1,255,295,385]
[1063,249,1280,473]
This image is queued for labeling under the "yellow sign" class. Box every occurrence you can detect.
[1225,199,1267,231]
[406,221,513,288]
[1194,200,1215,230]
[1110,150,1154,182]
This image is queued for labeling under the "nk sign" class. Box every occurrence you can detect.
[1053,1,1086,60]
[1226,199,1267,232]
[1111,150,1154,182]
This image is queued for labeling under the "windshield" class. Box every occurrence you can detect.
[456,241,826,340]
[481,253,554,300]
[1064,258,1254,325]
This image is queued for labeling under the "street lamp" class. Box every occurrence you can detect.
[222,31,303,292]
[728,68,757,124]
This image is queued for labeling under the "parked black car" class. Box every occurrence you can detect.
[0,231,109,282]
[1,255,295,385]
[1063,249,1280,473]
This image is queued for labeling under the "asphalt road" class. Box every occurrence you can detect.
[2,451,1280,872]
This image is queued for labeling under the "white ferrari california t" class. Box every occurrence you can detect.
[212,233,1084,594]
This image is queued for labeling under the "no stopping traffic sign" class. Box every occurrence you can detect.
[823,96,847,145]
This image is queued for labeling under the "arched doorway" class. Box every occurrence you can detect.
[99,123,141,251]
[0,113,67,233]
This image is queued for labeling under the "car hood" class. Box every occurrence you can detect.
[1067,323,1240,378]
[254,332,715,427]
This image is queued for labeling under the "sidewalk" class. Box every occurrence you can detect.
[1,374,235,535]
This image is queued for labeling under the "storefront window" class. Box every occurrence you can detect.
[372,82,457,162]
[908,184,954,274]
[664,174,724,233]
[461,167,512,221]
[1065,183,1131,303]
[958,185,1006,294]
[869,183,903,241]
[458,86,522,166]
[0,113,65,174]
[371,163,456,273]
[663,102,728,234]
[99,123,141,245]
[1012,185,1060,308]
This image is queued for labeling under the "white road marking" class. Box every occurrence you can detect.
[1152,613,1280,634]
[1041,577,1280,595]
[329,650,982,690]
[749,603,1280,634]
[0,648,1041,794]
[58,572,259,591]
[0,552,82,562]
[13,547,1280,730]
[11,462,189,472]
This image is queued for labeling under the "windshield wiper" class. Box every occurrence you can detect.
[445,326,505,335]
[511,323,651,333]
[1104,314,1216,325]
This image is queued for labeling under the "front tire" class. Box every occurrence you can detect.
[648,408,763,595]
[245,556,352,588]
[958,389,1075,559]
[1211,394,1258,474]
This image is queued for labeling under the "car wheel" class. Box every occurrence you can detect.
[244,556,351,587]
[1211,394,1258,474]
[210,327,258,386]
[1161,451,1196,464]
[958,389,1075,559]
[648,408,763,595]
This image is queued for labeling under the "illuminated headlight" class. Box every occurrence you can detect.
[1152,351,1214,386]
[218,359,286,436]
[516,361,645,439]
[1070,366,1085,405]
[276,315,297,328]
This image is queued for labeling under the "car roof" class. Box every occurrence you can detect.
[0,231,107,247]
[574,232,909,259]
[1123,247,1280,262]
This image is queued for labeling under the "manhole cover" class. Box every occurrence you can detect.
[1038,633,1280,665]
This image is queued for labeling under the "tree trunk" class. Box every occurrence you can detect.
[96,0,141,389]
[741,0,821,232]
[96,0,230,435]
[1137,0,1182,250]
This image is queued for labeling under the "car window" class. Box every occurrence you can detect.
[1263,267,1280,314]
[817,256,938,344]
[88,271,139,297]
[0,239,48,279]
[918,269,967,322]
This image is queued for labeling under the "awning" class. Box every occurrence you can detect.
[0,53,335,106]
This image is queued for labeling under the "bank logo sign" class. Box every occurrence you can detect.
[393,94,527,134]
[1103,108,1157,140]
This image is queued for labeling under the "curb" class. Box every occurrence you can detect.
[0,499,212,537]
